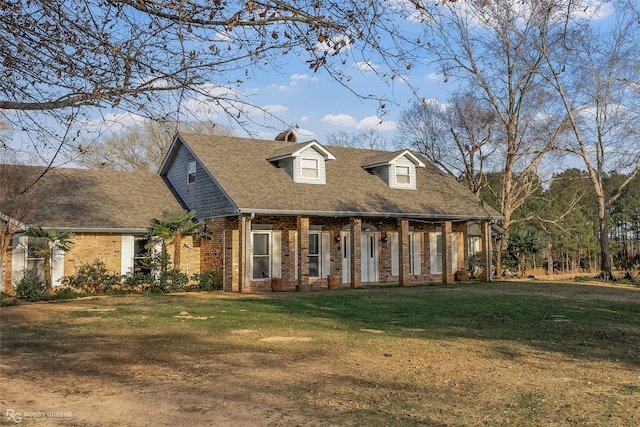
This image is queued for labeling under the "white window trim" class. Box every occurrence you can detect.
[187,161,196,185]
[300,157,320,180]
[251,231,271,281]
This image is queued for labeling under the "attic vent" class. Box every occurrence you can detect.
[275,130,297,142]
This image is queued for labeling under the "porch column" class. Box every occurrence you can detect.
[481,221,491,281]
[297,216,310,291]
[442,220,452,284]
[238,214,250,293]
[398,218,410,286]
[350,217,361,288]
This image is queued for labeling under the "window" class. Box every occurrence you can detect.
[252,233,270,279]
[429,229,443,274]
[396,165,411,185]
[301,158,319,179]
[133,238,151,274]
[309,233,320,277]
[409,233,415,275]
[187,161,196,184]
[26,237,46,279]
[467,235,481,258]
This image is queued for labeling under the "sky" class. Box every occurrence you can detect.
[2,0,624,166]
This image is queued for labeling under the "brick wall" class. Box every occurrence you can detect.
[64,233,123,276]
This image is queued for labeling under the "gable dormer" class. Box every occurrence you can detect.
[362,149,426,189]
[267,140,336,185]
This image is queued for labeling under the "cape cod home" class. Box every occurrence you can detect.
[159,131,502,292]
[0,166,200,291]
[1,131,501,293]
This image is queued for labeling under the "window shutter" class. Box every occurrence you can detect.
[52,245,65,287]
[272,232,281,278]
[451,233,458,274]
[321,232,330,278]
[293,231,298,280]
[429,233,439,273]
[121,235,135,276]
[11,235,27,283]
[390,232,399,276]
[413,232,421,275]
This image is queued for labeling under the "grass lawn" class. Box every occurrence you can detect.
[1,281,639,426]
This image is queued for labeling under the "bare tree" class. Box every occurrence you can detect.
[402,0,582,274]
[0,160,50,291]
[1,0,447,161]
[76,120,234,172]
[325,129,388,151]
[538,5,640,280]
[398,94,497,195]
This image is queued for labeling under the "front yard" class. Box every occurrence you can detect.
[1,281,639,426]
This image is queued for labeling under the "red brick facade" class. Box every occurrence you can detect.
[202,215,484,292]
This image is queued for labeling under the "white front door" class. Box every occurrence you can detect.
[361,232,379,282]
[341,232,351,283]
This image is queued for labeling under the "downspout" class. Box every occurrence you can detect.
[244,212,255,289]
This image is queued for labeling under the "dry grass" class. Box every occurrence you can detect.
[1,281,639,426]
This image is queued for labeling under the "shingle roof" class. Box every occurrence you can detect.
[176,133,502,220]
[0,165,183,230]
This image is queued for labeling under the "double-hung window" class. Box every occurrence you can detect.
[26,237,46,278]
[395,165,411,185]
[187,161,196,184]
[308,233,320,277]
[252,233,270,280]
[429,228,443,274]
[301,158,319,179]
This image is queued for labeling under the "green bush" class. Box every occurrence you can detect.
[62,259,122,294]
[151,269,189,293]
[15,275,47,300]
[191,270,222,291]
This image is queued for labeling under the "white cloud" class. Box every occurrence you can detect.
[321,113,357,127]
[356,116,397,131]
[299,115,310,123]
[313,35,353,55]
[353,61,379,73]
[290,73,319,84]
[426,72,443,81]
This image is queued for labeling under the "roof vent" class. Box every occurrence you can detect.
[274,130,297,143]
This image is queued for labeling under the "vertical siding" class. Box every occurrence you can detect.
[163,143,236,218]
[391,156,417,189]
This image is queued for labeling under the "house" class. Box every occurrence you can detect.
[1,166,200,291]
[1,131,501,293]
[159,132,502,292]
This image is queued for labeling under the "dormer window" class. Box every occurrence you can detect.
[395,165,411,185]
[301,158,319,179]
[267,139,335,185]
[362,149,425,190]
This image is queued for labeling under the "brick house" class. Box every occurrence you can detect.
[1,166,200,292]
[159,132,502,292]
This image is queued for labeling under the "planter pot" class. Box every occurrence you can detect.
[455,270,470,282]
[271,278,283,292]
[327,274,340,290]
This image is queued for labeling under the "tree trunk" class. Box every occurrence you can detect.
[0,234,11,292]
[173,232,182,270]
[44,255,53,294]
[598,207,614,280]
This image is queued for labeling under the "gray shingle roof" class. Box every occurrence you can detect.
[0,165,183,230]
[177,133,502,220]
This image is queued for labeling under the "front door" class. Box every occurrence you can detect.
[361,232,379,283]
[341,232,351,283]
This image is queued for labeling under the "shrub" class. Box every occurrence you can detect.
[191,270,222,291]
[15,275,46,300]
[122,272,153,293]
[62,259,121,294]
[151,269,189,293]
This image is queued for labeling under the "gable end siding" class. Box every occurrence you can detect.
[163,143,236,218]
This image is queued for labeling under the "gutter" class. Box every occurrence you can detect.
[236,208,502,222]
